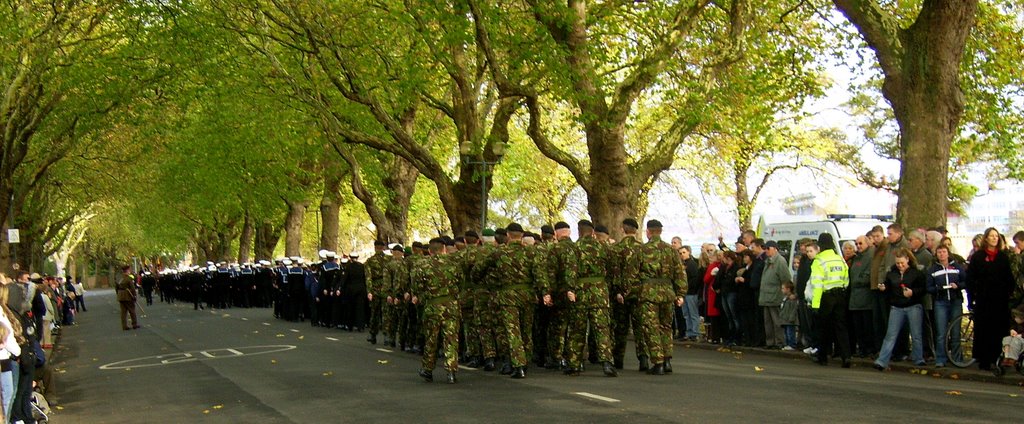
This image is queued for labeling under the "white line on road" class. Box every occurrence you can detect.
[574,392,620,403]
[262,323,271,326]
[325,337,339,341]
[241,318,248,321]
[226,349,244,355]
[375,348,393,353]
[289,329,300,333]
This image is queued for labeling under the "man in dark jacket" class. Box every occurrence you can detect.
[343,254,368,331]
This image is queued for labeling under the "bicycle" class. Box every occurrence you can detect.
[946,311,975,368]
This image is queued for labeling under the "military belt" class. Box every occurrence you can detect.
[426,295,455,305]
[577,276,605,289]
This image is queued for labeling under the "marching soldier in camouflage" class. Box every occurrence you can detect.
[633,219,687,375]
[610,218,649,370]
[383,245,410,349]
[365,240,391,345]
[476,223,536,379]
[531,225,556,367]
[472,229,501,371]
[565,220,618,377]
[413,238,462,384]
[542,221,578,370]
[456,232,485,368]
[404,242,429,353]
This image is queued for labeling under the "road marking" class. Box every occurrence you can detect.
[262,323,271,326]
[241,318,248,321]
[458,365,479,371]
[99,345,297,370]
[325,337,339,341]
[289,329,300,333]
[574,392,620,403]
[375,348,393,353]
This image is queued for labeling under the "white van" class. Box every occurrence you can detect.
[758,214,894,270]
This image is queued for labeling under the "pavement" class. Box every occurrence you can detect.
[48,289,1024,423]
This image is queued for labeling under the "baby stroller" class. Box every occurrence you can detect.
[993,349,1024,377]
[31,390,51,423]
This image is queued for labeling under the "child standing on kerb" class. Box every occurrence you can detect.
[780,281,799,351]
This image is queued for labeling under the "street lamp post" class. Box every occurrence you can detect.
[460,141,506,233]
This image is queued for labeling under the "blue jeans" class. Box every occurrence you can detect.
[875,304,925,367]
[682,295,701,338]
[721,292,741,342]
[783,325,797,348]
[1,369,11,421]
[933,299,962,366]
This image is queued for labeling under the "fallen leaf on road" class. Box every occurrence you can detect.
[945,391,962,396]
[931,372,942,378]
[950,374,960,380]
[377,360,389,365]
[177,339,183,342]
[253,331,259,334]
[212,405,223,409]
[271,359,277,364]
[276,334,285,338]
[754,366,764,372]
[55,406,63,410]
[92,358,98,361]
[203,410,210,414]
[1010,394,1019,398]
[323,371,333,376]
[298,336,304,340]
[222,314,230,317]
[125,368,131,372]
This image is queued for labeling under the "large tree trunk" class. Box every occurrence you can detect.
[319,170,342,252]
[237,212,254,263]
[380,156,418,243]
[283,199,309,257]
[253,219,282,261]
[583,125,638,239]
[734,164,753,232]
[833,0,979,231]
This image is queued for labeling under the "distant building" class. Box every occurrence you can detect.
[948,180,1024,236]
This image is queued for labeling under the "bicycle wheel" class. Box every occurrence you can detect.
[946,312,975,368]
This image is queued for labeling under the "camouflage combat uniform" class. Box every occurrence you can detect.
[479,240,537,368]
[384,255,410,347]
[566,236,614,369]
[633,235,687,366]
[414,253,462,373]
[610,234,647,364]
[472,243,502,360]
[545,237,579,365]
[365,250,391,339]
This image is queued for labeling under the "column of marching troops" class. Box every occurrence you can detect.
[150,218,688,384]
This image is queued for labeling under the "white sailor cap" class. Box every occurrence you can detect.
[318,249,329,259]
[259,260,271,266]
[326,251,337,259]
[282,259,293,266]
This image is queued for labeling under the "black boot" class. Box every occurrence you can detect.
[664,359,673,373]
[647,363,665,375]
[544,357,559,369]
[447,372,457,384]
[564,365,581,376]
[483,357,496,372]
[511,366,526,379]
[613,358,624,370]
[558,358,569,372]
[603,362,618,377]
[418,369,433,382]
[367,333,377,345]
[638,355,650,372]
[466,356,482,368]
[500,361,513,375]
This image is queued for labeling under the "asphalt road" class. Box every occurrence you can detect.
[49,289,1023,423]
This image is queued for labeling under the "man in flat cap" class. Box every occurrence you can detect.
[365,240,391,344]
